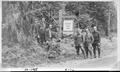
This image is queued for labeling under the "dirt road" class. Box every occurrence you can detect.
[40,49,117,69]
[39,36,118,70]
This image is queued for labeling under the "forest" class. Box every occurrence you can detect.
[2,1,117,67]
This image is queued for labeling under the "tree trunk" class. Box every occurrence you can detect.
[107,9,111,36]
[105,25,109,36]
[59,10,62,38]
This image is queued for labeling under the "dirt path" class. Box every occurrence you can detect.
[38,36,117,69]
[39,49,117,69]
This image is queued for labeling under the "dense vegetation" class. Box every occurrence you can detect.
[2,1,117,45]
[2,1,117,67]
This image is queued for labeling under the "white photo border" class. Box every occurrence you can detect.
[0,0,119,71]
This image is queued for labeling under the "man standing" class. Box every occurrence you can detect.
[45,24,53,42]
[84,28,94,58]
[92,26,101,58]
[38,27,46,44]
[74,28,86,58]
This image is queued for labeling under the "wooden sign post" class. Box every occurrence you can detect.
[59,10,63,38]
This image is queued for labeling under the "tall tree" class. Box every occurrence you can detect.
[65,2,117,36]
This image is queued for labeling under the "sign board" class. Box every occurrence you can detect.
[63,20,74,35]
[63,20,73,31]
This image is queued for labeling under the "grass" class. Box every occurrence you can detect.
[2,41,48,68]
[2,33,117,68]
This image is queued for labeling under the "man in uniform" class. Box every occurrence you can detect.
[84,28,94,58]
[74,28,86,58]
[45,24,53,42]
[92,26,101,58]
[38,27,46,44]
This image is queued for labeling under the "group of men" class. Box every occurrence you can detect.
[74,26,101,59]
[35,24,101,59]
[35,24,56,45]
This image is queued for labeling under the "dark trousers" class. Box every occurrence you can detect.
[35,35,41,44]
[37,37,40,43]
[75,44,86,58]
[40,34,46,44]
[75,45,80,55]
[84,42,92,58]
[92,43,101,58]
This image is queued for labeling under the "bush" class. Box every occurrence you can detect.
[2,40,48,67]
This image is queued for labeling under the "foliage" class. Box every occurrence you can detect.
[65,2,117,35]
[2,1,117,67]
[2,1,117,46]
[2,1,62,47]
